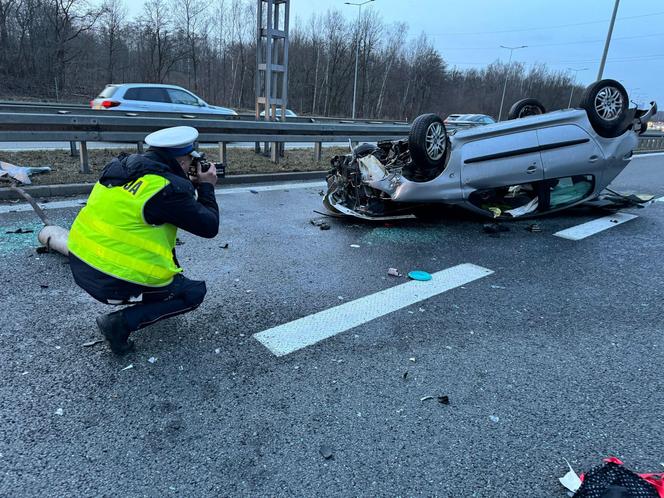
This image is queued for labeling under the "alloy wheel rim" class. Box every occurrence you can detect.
[425,122,446,161]
[594,86,623,121]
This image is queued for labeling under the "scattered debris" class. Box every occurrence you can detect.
[526,223,542,233]
[82,339,104,348]
[5,228,34,234]
[215,348,221,354]
[420,396,435,402]
[0,161,52,185]
[220,243,229,249]
[40,284,48,289]
[318,190,325,196]
[249,189,259,194]
[121,364,134,371]
[437,395,450,405]
[387,267,402,277]
[569,457,664,497]
[175,238,185,246]
[350,244,360,248]
[558,459,582,493]
[402,371,409,380]
[418,307,425,312]
[319,444,334,460]
[148,357,157,364]
[54,408,64,416]
[409,357,416,362]
[310,219,331,230]
[489,415,499,423]
[482,223,509,235]
[490,284,507,289]
[408,270,432,281]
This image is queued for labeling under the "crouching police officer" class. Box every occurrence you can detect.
[68,126,219,354]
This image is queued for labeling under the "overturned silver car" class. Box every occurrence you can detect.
[324,79,657,220]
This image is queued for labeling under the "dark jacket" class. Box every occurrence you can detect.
[69,149,219,293]
[98,149,219,238]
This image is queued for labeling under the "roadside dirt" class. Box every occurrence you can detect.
[0,145,346,185]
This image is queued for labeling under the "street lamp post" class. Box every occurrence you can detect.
[497,45,527,121]
[598,0,620,80]
[345,0,374,119]
[567,67,588,108]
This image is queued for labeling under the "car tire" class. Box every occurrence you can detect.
[507,98,546,119]
[579,79,629,138]
[408,114,448,173]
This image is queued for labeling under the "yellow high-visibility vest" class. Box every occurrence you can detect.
[68,174,182,287]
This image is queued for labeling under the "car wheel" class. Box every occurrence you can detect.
[408,114,448,172]
[579,79,629,138]
[507,98,546,119]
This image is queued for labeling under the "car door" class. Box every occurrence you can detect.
[536,124,604,180]
[166,88,205,114]
[460,130,544,191]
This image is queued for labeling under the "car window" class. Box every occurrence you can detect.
[97,86,118,98]
[167,89,200,106]
[124,87,170,103]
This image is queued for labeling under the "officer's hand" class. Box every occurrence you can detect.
[197,163,217,186]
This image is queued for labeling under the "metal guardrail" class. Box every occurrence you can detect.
[635,132,664,153]
[0,111,411,172]
[0,101,407,126]
[0,103,661,173]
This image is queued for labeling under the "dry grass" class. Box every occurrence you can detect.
[0,145,347,185]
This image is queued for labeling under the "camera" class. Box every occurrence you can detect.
[188,151,225,178]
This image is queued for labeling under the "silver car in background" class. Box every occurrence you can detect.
[325,79,657,220]
[90,83,237,115]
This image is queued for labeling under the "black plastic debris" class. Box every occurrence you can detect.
[175,238,185,246]
[527,223,542,233]
[40,284,49,289]
[437,395,450,405]
[482,223,509,235]
[319,444,334,460]
[310,219,331,230]
[250,189,259,194]
[220,243,229,249]
[6,228,34,234]
[402,371,409,380]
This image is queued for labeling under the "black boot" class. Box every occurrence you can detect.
[96,311,134,355]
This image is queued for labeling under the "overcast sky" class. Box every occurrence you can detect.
[126,0,663,106]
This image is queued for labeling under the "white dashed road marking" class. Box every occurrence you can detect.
[253,263,494,356]
[553,212,638,241]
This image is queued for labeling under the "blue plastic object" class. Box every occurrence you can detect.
[408,270,432,281]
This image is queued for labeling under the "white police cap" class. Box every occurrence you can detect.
[144,126,199,155]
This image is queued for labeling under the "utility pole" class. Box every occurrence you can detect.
[497,45,527,121]
[344,0,374,119]
[597,0,620,80]
[567,67,588,108]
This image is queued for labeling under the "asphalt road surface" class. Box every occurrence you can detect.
[0,154,663,497]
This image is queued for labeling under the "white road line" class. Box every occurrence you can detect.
[553,212,638,241]
[253,263,494,357]
[217,181,324,195]
[0,181,324,214]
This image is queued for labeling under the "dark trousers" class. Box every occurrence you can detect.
[69,254,206,332]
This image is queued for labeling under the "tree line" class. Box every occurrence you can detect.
[0,0,586,120]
